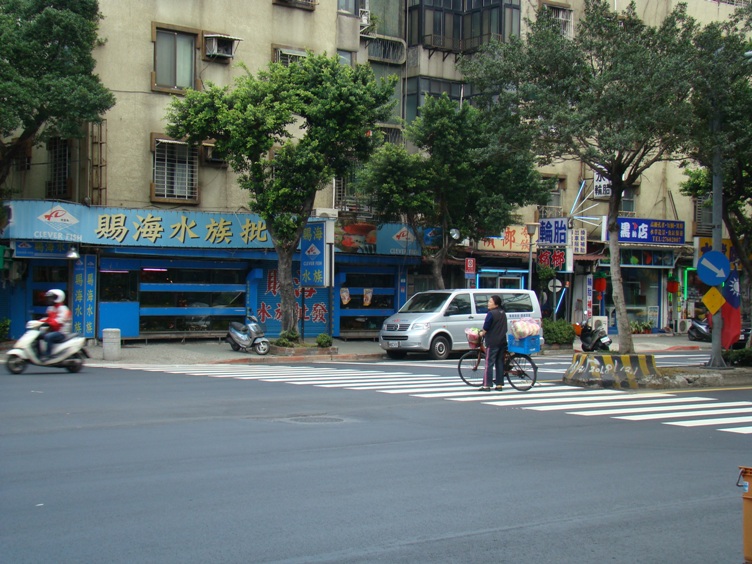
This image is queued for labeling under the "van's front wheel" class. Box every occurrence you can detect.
[429,336,450,361]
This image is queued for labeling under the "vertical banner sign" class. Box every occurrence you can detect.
[71,254,97,338]
[300,221,329,288]
[465,257,476,280]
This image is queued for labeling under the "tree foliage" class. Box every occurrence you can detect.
[682,6,752,313]
[356,93,547,288]
[166,53,395,331]
[461,0,699,352]
[0,0,115,191]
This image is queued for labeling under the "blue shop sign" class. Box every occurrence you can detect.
[538,218,568,246]
[300,221,328,288]
[613,218,685,245]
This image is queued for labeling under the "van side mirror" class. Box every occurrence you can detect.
[445,304,459,316]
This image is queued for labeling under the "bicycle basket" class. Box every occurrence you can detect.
[465,328,481,349]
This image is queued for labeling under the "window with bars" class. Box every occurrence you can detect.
[275,47,307,66]
[694,195,713,236]
[153,26,197,92]
[152,138,199,203]
[46,138,70,198]
[545,5,573,38]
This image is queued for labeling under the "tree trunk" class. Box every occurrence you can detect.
[274,244,298,333]
[607,188,634,354]
[429,254,445,289]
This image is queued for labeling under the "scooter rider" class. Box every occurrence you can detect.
[39,289,72,360]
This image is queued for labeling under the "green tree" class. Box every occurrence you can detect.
[681,7,752,325]
[166,53,395,332]
[461,0,698,353]
[0,0,115,193]
[356,93,547,288]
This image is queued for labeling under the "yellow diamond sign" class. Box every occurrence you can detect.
[702,287,726,315]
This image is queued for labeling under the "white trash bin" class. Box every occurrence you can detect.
[102,328,121,361]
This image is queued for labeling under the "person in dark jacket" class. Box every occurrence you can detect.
[479,295,508,391]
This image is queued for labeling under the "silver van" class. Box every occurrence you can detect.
[379,289,543,360]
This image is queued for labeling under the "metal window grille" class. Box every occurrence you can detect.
[275,48,307,67]
[547,6,573,38]
[46,138,69,198]
[694,195,713,236]
[153,140,198,200]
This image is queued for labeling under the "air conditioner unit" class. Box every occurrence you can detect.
[313,208,338,219]
[591,316,609,332]
[202,144,226,165]
[677,319,691,333]
[204,35,242,59]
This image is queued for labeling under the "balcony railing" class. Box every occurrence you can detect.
[538,205,563,219]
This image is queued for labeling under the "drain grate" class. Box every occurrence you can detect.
[286,415,344,424]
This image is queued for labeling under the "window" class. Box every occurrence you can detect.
[46,138,71,198]
[337,0,358,14]
[153,24,197,92]
[694,195,712,236]
[538,176,564,218]
[405,77,468,123]
[620,187,636,214]
[151,136,199,204]
[544,5,573,38]
[337,50,354,66]
[274,47,307,66]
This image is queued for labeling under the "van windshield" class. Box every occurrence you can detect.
[399,292,451,313]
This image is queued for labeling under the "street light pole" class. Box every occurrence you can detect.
[526,223,538,291]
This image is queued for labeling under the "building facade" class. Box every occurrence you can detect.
[0,0,746,340]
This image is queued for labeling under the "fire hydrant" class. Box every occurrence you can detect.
[738,466,752,563]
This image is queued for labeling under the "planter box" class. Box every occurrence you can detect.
[269,345,338,356]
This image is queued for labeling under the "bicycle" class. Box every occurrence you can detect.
[457,342,537,391]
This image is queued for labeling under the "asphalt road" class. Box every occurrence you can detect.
[1,360,750,563]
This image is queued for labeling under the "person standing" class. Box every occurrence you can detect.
[39,289,72,360]
[479,295,508,391]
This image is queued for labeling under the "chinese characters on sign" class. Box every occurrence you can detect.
[71,254,97,339]
[538,218,568,246]
[538,248,566,270]
[571,228,587,255]
[613,218,685,245]
[300,221,329,288]
[593,173,611,199]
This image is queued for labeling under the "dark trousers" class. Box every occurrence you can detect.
[483,346,506,387]
[42,332,65,357]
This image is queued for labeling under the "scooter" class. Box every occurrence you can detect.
[5,320,90,374]
[578,316,612,352]
[687,317,711,342]
[226,316,270,355]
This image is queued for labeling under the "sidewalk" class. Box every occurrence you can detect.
[68,332,706,367]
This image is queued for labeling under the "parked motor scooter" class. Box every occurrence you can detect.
[226,316,270,355]
[687,317,711,342]
[578,316,612,352]
[5,320,89,374]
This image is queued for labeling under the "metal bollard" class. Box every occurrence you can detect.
[102,328,121,361]
[737,466,752,563]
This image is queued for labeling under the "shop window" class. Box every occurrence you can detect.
[152,24,198,93]
[151,136,199,204]
[100,271,139,302]
[32,265,68,284]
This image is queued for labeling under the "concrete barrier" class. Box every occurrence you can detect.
[563,352,660,389]
[102,328,121,361]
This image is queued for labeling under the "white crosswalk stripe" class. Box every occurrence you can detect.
[104,363,752,434]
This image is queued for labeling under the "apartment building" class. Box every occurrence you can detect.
[0,0,744,340]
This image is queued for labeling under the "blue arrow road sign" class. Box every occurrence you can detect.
[697,250,730,286]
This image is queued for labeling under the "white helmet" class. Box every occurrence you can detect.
[46,289,66,304]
